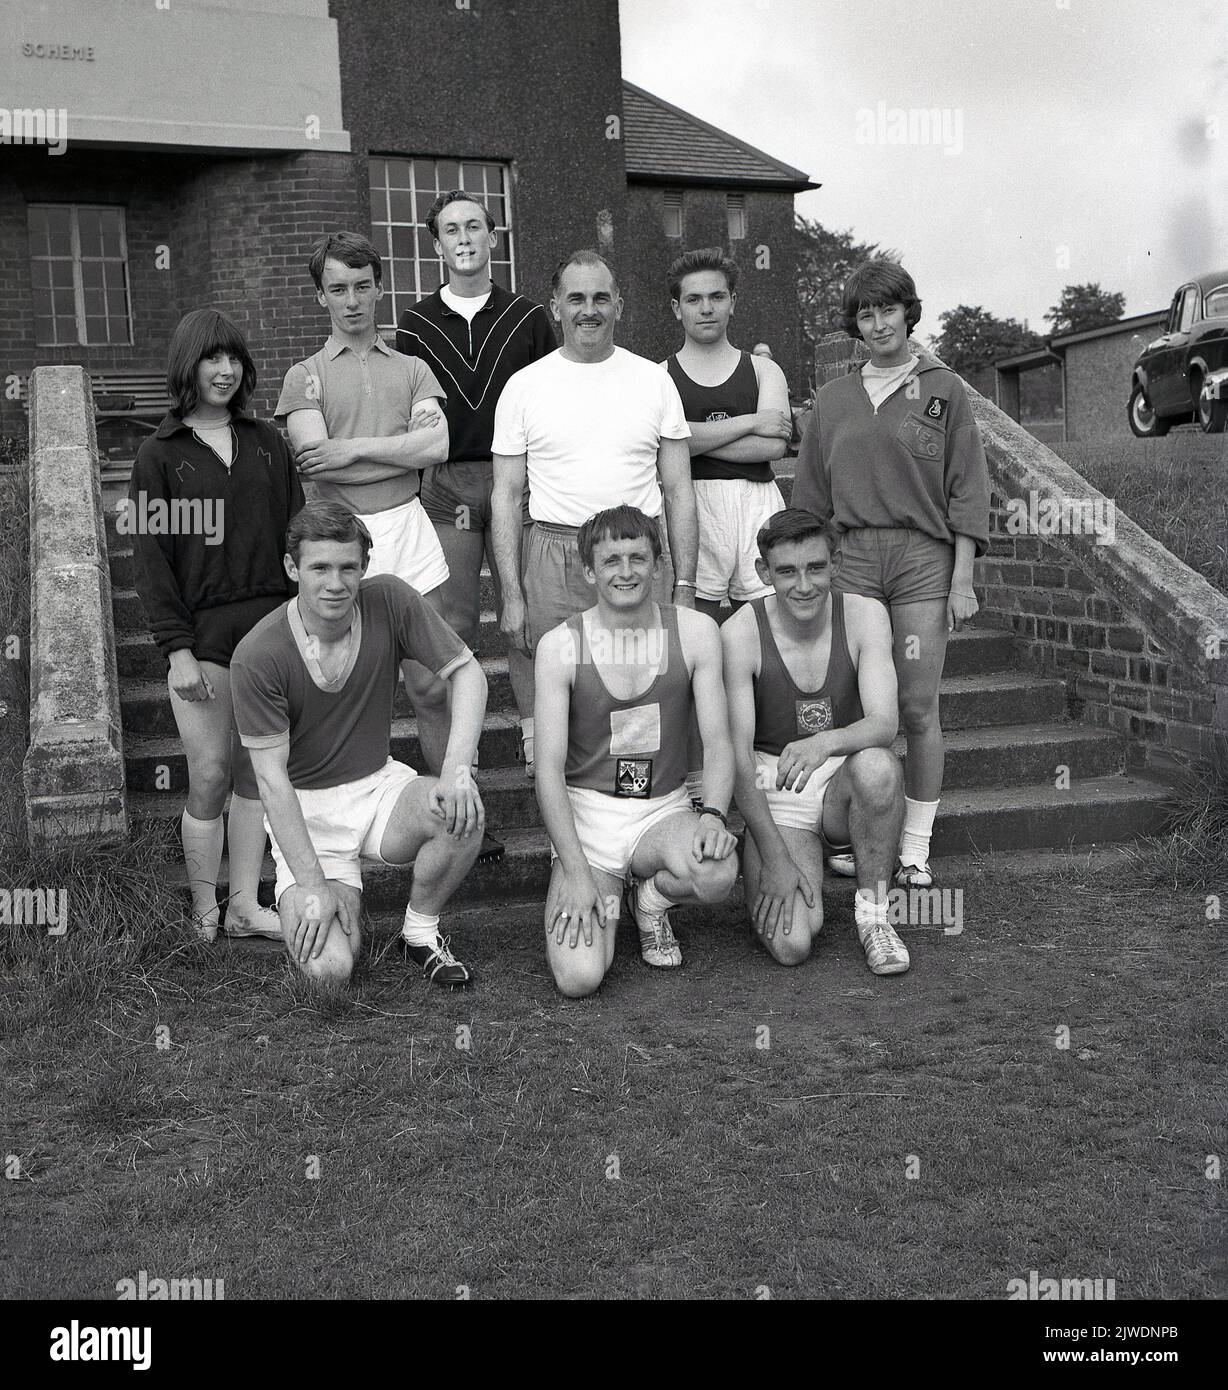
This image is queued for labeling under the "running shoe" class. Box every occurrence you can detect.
[222,904,283,940]
[631,883,683,968]
[826,852,856,878]
[400,933,473,988]
[856,918,911,976]
[895,859,933,888]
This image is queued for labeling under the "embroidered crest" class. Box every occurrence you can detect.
[925,395,948,421]
[615,758,653,798]
[796,697,832,735]
[705,409,731,422]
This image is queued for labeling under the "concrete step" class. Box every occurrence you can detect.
[113,603,1015,681]
[147,771,1172,914]
[929,773,1172,856]
[118,655,517,738]
[118,662,1061,738]
[123,718,1122,805]
[114,608,515,678]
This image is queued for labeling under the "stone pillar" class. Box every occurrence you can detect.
[23,366,127,849]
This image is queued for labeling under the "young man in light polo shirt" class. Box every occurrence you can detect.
[490,249,700,775]
[231,500,489,990]
[276,232,455,775]
[395,191,556,776]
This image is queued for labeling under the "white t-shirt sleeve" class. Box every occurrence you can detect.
[491,369,528,455]
[658,373,692,440]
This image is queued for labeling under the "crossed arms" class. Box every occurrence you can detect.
[285,397,450,484]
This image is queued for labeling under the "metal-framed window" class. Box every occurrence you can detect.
[726,193,747,241]
[663,189,683,238]
[28,204,132,346]
[369,156,515,330]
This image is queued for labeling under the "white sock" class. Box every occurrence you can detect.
[401,904,441,948]
[900,796,939,868]
[636,875,675,915]
[182,810,223,924]
[520,716,534,764]
[854,888,889,929]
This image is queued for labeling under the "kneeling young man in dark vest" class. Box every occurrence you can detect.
[722,509,910,975]
[534,505,738,997]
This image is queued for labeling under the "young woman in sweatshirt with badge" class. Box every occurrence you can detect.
[127,310,304,940]
[792,259,990,886]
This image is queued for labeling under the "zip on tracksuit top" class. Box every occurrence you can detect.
[394,284,557,461]
[791,354,991,556]
[127,412,304,660]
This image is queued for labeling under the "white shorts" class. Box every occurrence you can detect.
[755,749,847,836]
[553,783,693,880]
[357,496,450,596]
[694,477,786,604]
[266,758,419,903]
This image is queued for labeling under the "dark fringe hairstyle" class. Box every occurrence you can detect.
[166,308,257,418]
[756,508,840,563]
[836,257,922,339]
[285,499,373,567]
[578,505,662,569]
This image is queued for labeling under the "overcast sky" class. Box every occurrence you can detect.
[619,0,1228,337]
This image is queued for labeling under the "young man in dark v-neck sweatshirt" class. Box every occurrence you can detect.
[395,191,556,772]
[721,509,910,977]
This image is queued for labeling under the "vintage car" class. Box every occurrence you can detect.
[1129,270,1228,435]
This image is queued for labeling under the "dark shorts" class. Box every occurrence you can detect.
[419,459,532,533]
[521,520,673,652]
[189,595,286,667]
[833,527,954,606]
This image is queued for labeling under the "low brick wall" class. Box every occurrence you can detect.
[970,397,1228,774]
[23,366,127,849]
[811,334,1228,775]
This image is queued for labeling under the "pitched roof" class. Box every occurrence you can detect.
[622,80,818,191]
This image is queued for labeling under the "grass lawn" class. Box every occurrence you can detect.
[1052,431,1228,596]
[2,849,1224,1301]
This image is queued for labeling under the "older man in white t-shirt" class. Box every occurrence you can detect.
[491,250,699,774]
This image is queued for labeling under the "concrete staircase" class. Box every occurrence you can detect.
[102,464,1173,923]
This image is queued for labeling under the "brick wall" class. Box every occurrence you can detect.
[622,185,801,389]
[975,503,1222,773]
[0,147,363,437]
[1063,331,1156,441]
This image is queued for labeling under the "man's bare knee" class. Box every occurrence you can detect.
[765,923,813,967]
[691,854,738,904]
[848,747,904,807]
[550,951,605,999]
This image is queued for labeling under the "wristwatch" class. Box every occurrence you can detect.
[696,804,727,826]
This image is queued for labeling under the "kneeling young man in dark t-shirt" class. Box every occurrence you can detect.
[231,501,489,989]
[722,509,910,976]
[534,505,738,997]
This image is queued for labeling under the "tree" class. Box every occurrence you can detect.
[932,305,1041,376]
[1044,283,1126,335]
[795,216,893,381]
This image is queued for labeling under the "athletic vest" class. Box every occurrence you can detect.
[564,604,691,799]
[751,592,863,756]
[667,351,772,484]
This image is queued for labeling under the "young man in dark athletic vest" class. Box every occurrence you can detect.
[663,248,793,629]
[722,509,910,975]
[534,505,738,997]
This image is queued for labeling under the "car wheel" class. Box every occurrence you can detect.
[1197,391,1228,434]
[1128,384,1170,437]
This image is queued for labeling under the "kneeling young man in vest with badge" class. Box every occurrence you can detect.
[722,509,910,975]
[534,506,738,997]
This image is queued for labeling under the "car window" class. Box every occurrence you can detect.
[1177,287,1199,333]
[1203,286,1228,319]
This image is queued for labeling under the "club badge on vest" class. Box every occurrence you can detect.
[615,757,653,798]
[925,395,948,421]
[796,696,833,735]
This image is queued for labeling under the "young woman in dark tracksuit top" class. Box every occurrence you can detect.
[127,310,304,940]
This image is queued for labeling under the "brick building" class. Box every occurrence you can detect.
[0,0,815,446]
[995,311,1168,443]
